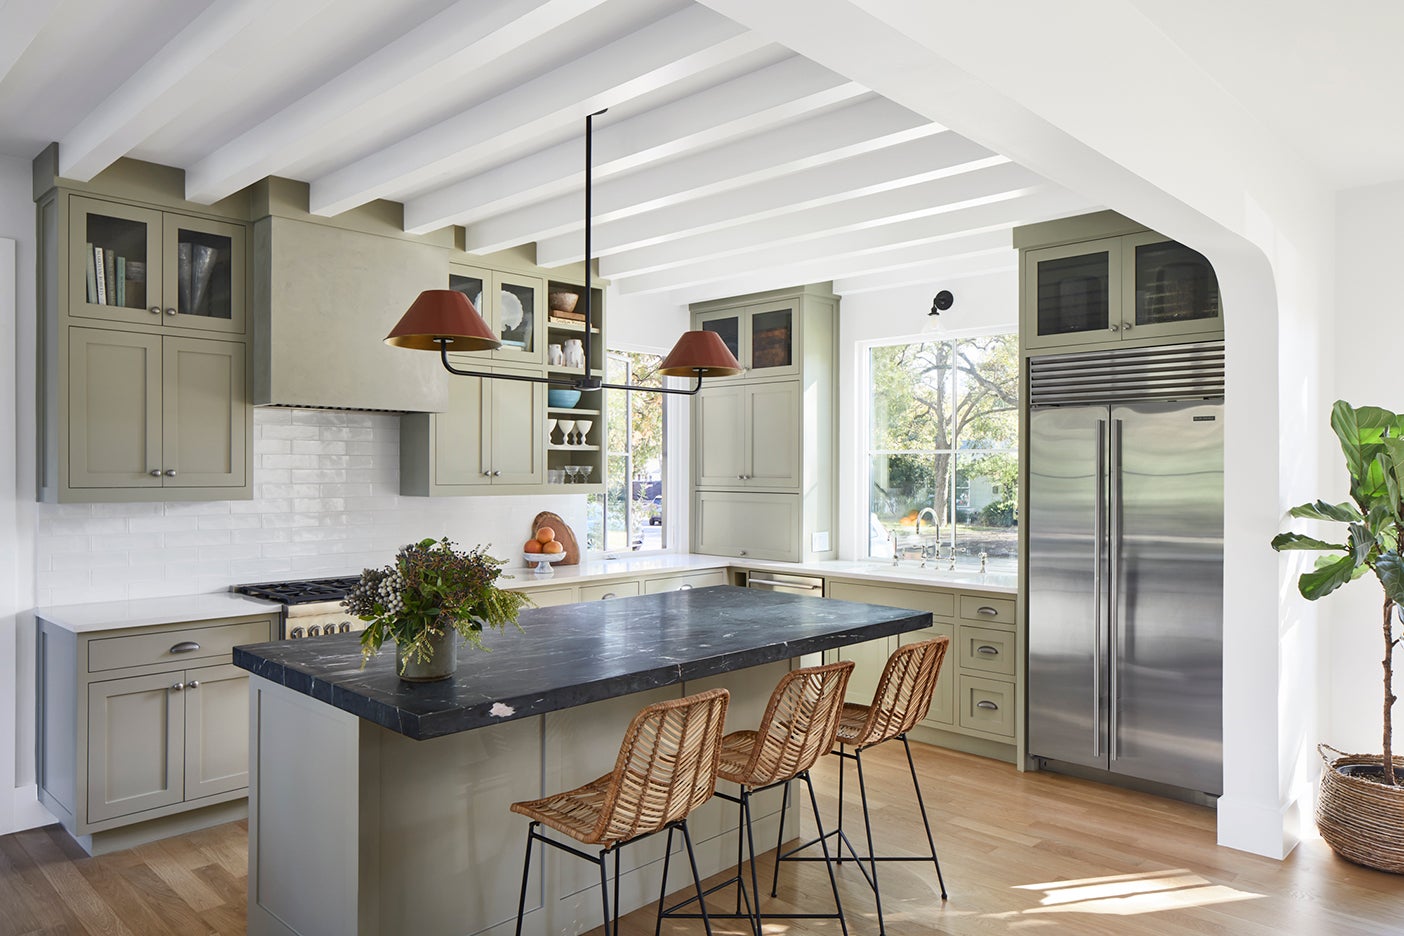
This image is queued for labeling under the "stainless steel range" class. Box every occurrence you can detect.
[232,576,363,639]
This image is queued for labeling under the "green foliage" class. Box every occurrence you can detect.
[347,537,531,674]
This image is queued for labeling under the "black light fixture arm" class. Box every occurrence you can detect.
[438,341,704,394]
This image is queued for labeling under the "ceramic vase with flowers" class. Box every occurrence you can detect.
[345,537,531,682]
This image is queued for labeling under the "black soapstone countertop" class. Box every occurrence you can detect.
[232,585,931,741]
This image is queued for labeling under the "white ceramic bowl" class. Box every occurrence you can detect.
[523,551,567,575]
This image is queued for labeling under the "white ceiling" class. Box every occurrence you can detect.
[1128,0,1404,190]
[8,0,1258,305]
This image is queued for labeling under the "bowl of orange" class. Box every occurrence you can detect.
[523,526,567,575]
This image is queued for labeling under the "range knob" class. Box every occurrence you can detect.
[339,622,353,634]
[306,624,322,637]
[289,626,305,639]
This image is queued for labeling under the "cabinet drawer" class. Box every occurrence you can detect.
[957,675,1015,739]
[518,586,577,608]
[88,618,272,673]
[956,625,1015,677]
[827,581,955,619]
[644,570,728,594]
[578,580,641,602]
[958,594,1016,627]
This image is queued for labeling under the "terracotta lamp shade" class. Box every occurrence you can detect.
[385,289,501,352]
[656,330,743,378]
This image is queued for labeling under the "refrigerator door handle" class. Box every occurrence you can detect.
[1109,417,1123,762]
[1093,419,1106,759]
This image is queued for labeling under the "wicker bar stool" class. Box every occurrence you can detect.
[659,661,855,936]
[510,687,730,936]
[774,636,951,936]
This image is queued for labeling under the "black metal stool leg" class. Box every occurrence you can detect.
[769,779,789,898]
[597,849,612,936]
[804,770,849,936]
[514,821,537,936]
[741,790,763,936]
[854,747,887,935]
[903,734,948,900]
[679,820,715,936]
[654,826,676,936]
[836,742,847,864]
[734,795,746,916]
[612,846,623,936]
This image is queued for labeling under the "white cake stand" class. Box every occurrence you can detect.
[524,551,567,576]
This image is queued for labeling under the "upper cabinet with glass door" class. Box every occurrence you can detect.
[1018,212,1222,353]
[448,263,545,367]
[695,300,799,380]
[69,196,245,335]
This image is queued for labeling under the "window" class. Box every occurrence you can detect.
[867,334,1019,563]
[587,350,667,552]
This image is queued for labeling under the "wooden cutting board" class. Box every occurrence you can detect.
[532,511,580,565]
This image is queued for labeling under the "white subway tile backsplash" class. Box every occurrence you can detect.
[32,407,590,606]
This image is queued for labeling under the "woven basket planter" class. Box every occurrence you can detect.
[1317,744,1404,873]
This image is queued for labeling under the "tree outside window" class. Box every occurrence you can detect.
[587,350,666,552]
[868,334,1019,562]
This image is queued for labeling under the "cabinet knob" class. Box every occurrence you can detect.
[149,469,162,477]
[171,682,185,692]
[1122,321,1133,330]
[164,469,177,477]
[187,680,200,689]
[1109,323,1121,332]
[149,306,161,316]
[492,470,501,477]
[482,470,492,477]
[165,307,178,316]
[738,550,748,557]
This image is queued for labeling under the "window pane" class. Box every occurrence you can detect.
[868,453,953,560]
[952,335,1019,450]
[604,454,629,551]
[952,451,1019,558]
[601,350,666,553]
[870,342,954,451]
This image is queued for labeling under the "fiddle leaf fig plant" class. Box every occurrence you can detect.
[1273,401,1404,785]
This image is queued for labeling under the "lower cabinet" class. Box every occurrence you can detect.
[824,579,1018,760]
[38,613,274,854]
[694,491,801,560]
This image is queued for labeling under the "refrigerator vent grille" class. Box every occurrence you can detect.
[1028,341,1224,406]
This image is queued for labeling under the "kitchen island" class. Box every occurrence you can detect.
[233,585,931,936]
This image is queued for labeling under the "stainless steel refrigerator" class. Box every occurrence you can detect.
[1026,343,1223,795]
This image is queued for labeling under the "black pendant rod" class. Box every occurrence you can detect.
[581,108,601,391]
[438,342,705,395]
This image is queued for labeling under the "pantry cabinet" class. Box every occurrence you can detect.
[689,284,837,563]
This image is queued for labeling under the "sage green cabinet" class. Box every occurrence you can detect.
[690,285,837,563]
[695,382,801,491]
[70,195,246,335]
[449,263,546,367]
[66,328,247,493]
[38,612,274,855]
[400,365,546,495]
[1017,211,1223,353]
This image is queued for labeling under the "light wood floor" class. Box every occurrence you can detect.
[2,742,1401,936]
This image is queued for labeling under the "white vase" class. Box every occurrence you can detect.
[563,339,585,369]
[547,343,563,366]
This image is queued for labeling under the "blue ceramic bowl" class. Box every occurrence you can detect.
[547,388,582,409]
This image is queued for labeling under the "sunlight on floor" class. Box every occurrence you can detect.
[1004,869,1264,917]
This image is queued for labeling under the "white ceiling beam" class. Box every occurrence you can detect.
[308,4,766,218]
[684,249,1019,306]
[599,161,1042,278]
[833,250,1021,295]
[0,0,56,82]
[463,95,933,253]
[57,0,303,181]
[184,0,610,205]
[537,134,1000,266]
[613,187,1091,294]
[402,55,863,234]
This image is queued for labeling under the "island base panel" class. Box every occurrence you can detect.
[247,663,797,936]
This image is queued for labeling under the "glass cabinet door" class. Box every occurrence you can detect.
[492,272,544,366]
[163,215,245,334]
[746,303,798,378]
[1023,238,1122,350]
[69,197,163,327]
[697,308,742,376]
[1122,232,1222,340]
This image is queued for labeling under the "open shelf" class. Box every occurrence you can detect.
[547,406,600,416]
[546,319,600,334]
[548,444,599,452]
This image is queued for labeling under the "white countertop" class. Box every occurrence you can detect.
[36,593,282,634]
[35,554,1017,634]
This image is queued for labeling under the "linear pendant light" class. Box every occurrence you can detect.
[385,111,741,394]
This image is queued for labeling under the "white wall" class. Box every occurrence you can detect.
[836,273,1017,558]
[1329,180,1404,755]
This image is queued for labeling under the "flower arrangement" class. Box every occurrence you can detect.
[344,537,530,675]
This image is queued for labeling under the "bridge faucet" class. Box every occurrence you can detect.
[915,507,940,567]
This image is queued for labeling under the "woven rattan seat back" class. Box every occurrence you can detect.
[846,637,949,747]
[596,687,730,845]
[726,661,855,787]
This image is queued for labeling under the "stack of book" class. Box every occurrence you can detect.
[84,243,145,308]
[548,309,586,327]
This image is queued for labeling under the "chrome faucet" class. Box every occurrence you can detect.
[915,507,940,568]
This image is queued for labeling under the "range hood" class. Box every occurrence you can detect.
[252,214,449,413]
